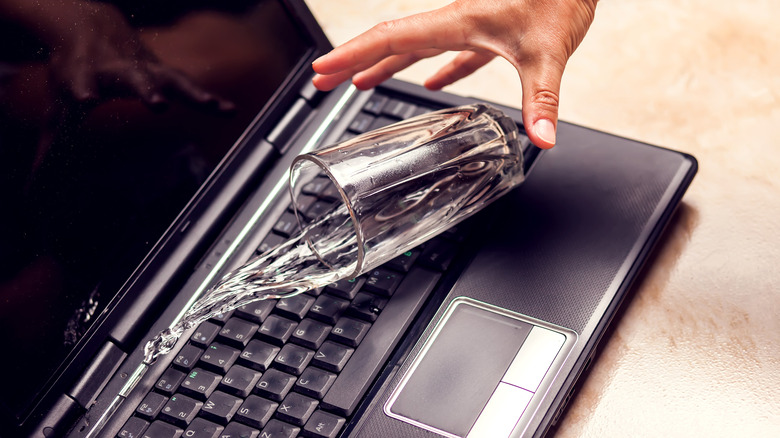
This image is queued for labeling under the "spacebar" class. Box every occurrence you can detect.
[321,267,441,416]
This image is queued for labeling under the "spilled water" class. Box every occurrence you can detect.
[143,204,356,364]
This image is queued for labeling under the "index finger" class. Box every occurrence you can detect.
[312,6,469,75]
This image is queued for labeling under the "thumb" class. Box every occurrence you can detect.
[519,60,565,149]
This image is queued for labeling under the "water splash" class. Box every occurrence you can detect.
[143,204,356,364]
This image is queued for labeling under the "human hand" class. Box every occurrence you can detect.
[312,0,598,149]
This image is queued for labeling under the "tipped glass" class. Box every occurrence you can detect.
[289,103,526,279]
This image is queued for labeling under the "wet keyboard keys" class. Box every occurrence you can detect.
[218,318,259,348]
[312,341,354,373]
[219,365,262,398]
[276,392,318,427]
[200,391,243,425]
[302,410,346,438]
[261,419,300,438]
[173,344,203,371]
[255,369,297,402]
[238,339,279,372]
[258,315,298,346]
[329,318,370,348]
[159,394,202,428]
[273,344,315,375]
[291,319,332,350]
[155,368,185,396]
[183,417,224,438]
[142,420,182,438]
[199,343,240,374]
[294,367,337,399]
[136,391,167,420]
[179,368,221,401]
[235,395,278,429]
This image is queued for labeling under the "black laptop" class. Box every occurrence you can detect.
[0,1,697,437]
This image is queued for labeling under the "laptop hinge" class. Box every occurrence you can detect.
[26,394,83,438]
[266,97,312,154]
[67,341,127,409]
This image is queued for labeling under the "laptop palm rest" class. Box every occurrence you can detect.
[384,298,576,438]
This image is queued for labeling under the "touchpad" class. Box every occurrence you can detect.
[385,297,577,438]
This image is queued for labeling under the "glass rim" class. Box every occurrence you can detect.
[289,153,365,279]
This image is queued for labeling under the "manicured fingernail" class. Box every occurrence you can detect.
[533,118,556,147]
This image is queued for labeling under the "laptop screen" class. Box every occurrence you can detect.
[0,0,310,418]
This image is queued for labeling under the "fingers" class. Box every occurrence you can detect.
[424,50,495,90]
[312,6,468,88]
[312,61,375,91]
[517,58,566,149]
[351,49,444,90]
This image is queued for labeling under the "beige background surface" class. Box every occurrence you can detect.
[306,1,780,436]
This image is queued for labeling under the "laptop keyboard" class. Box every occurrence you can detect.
[117,91,472,438]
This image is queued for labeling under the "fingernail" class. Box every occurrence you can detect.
[533,118,556,147]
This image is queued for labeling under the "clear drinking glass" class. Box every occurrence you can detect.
[289,103,526,279]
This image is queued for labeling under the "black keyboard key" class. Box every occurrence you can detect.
[347,292,387,322]
[238,339,280,372]
[312,341,354,373]
[386,249,419,273]
[272,212,300,238]
[208,310,234,325]
[275,294,315,321]
[368,115,398,131]
[294,367,337,399]
[329,317,370,348]
[303,200,337,222]
[199,343,240,374]
[289,195,317,215]
[184,417,224,438]
[291,319,332,350]
[218,318,259,348]
[142,420,182,438]
[258,315,297,346]
[257,233,286,255]
[260,419,299,438]
[173,344,203,371]
[200,391,243,425]
[221,422,260,438]
[254,369,296,402]
[322,268,441,416]
[159,393,202,428]
[412,105,437,118]
[180,368,222,401]
[136,391,168,420]
[191,322,220,348]
[276,392,318,427]
[301,177,331,197]
[219,365,262,398]
[118,416,148,438]
[363,268,402,296]
[363,93,388,115]
[307,295,349,325]
[155,368,185,395]
[235,395,278,429]
[234,300,275,324]
[318,183,341,202]
[347,112,375,133]
[273,343,315,375]
[323,277,364,300]
[301,410,346,438]
[337,131,357,143]
[382,98,417,119]
[419,238,458,271]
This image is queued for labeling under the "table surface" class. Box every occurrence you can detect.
[306,1,780,436]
